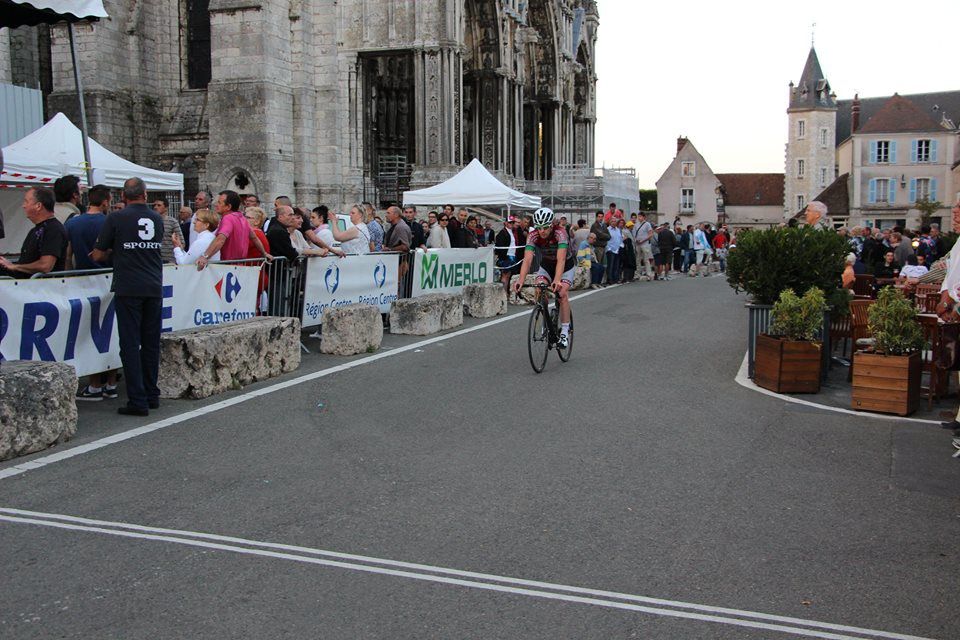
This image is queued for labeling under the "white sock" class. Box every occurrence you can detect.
[561,323,570,336]
[87,386,102,393]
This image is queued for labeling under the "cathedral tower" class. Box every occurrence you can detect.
[784,47,837,217]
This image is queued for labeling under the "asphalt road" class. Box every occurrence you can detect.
[1,276,958,639]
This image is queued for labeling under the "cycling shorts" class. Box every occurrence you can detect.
[536,264,575,285]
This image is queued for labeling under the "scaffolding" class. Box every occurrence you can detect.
[524,164,640,219]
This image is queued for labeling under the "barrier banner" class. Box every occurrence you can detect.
[161,264,261,332]
[301,254,399,328]
[411,247,494,297]
[0,264,261,377]
[0,273,120,378]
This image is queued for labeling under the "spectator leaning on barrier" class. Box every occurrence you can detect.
[309,206,336,248]
[190,190,212,246]
[152,197,184,264]
[196,190,270,270]
[384,206,411,253]
[483,220,495,246]
[495,216,519,293]
[428,211,452,249]
[65,184,111,270]
[265,205,301,261]
[0,187,67,278]
[463,215,481,249]
[173,209,220,265]
[53,174,82,223]
[91,177,164,417]
[331,204,371,255]
[362,201,384,252]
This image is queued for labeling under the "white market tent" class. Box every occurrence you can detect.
[0,113,183,253]
[0,113,183,190]
[402,158,541,210]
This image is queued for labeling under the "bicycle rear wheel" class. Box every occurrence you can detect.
[556,306,573,362]
[527,304,550,373]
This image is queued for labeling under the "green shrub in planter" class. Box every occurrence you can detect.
[769,287,827,341]
[868,287,923,355]
[726,227,849,307]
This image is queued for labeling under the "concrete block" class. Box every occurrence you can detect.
[509,274,540,305]
[159,317,301,399]
[463,283,507,318]
[0,361,78,462]
[319,304,383,356]
[390,293,463,335]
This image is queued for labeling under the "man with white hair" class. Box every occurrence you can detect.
[804,201,830,230]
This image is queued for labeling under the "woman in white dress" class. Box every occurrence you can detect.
[331,205,371,255]
[172,208,220,264]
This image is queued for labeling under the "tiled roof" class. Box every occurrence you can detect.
[792,173,850,218]
[836,91,960,143]
[716,173,784,207]
[857,94,944,134]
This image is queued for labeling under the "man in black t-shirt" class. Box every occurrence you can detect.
[0,187,67,278]
[92,177,164,416]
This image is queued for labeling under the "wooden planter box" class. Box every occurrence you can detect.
[851,351,921,416]
[754,334,822,393]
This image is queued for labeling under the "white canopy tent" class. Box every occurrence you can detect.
[0,113,184,252]
[402,158,541,211]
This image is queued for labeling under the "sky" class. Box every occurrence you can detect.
[593,0,957,189]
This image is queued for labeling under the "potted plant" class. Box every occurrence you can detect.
[851,287,924,416]
[755,287,826,393]
[726,226,850,378]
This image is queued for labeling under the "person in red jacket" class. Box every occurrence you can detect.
[712,228,729,272]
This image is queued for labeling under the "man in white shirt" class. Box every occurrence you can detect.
[633,212,655,281]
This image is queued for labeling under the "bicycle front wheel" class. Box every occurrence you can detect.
[557,306,573,362]
[527,304,550,373]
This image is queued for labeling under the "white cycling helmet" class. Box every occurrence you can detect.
[532,207,555,228]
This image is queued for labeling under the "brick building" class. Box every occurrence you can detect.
[0,0,599,210]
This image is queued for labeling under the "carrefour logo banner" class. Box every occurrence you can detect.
[412,247,494,297]
[161,264,260,331]
[0,265,261,377]
[301,254,399,328]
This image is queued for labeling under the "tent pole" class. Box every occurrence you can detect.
[68,23,95,188]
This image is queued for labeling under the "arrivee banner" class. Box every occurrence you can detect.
[301,254,400,328]
[411,247,494,297]
[0,264,261,377]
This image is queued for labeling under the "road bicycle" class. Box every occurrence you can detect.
[524,282,573,373]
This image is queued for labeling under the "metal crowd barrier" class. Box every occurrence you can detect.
[30,267,113,279]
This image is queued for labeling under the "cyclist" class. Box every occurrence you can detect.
[513,207,574,348]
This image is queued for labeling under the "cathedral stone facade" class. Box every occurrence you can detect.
[0,0,599,210]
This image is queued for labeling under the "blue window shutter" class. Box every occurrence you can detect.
[930,140,938,163]
[889,141,897,163]
[888,179,896,204]
[931,179,938,202]
[911,140,918,163]
[909,178,917,203]
[868,179,876,203]
[869,141,877,164]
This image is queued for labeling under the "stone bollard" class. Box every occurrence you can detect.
[463,283,507,318]
[159,317,301,399]
[390,293,464,335]
[571,266,589,290]
[319,304,383,355]
[0,361,78,461]
[508,274,539,305]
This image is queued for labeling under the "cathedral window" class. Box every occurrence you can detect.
[186,0,211,89]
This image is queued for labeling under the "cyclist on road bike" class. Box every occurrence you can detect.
[513,207,574,348]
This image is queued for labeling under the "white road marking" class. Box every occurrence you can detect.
[734,354,942,425]
[0,287,612,481]
[0,509,935,640]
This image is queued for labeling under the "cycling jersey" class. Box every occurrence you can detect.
[526,224,576,272]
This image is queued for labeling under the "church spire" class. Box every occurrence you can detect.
[789,47,836,111]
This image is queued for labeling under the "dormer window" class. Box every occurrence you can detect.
[681,161,695,177]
